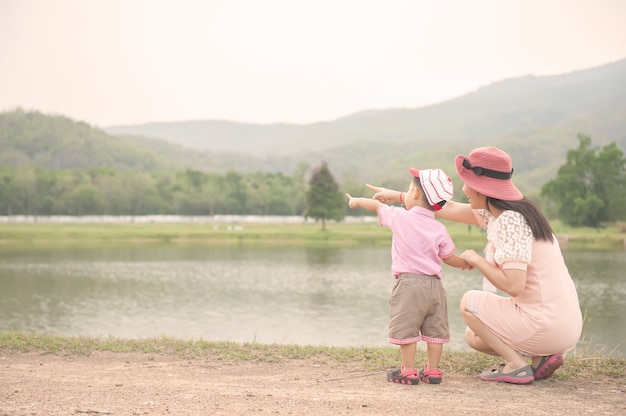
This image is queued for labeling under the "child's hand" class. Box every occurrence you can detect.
[346,193,358,209]
[366,184,394,203]
[461,259,474,271]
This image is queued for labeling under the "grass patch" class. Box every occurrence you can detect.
[1,332,623,384]
[0,220,623,250]
[0,222,392,247]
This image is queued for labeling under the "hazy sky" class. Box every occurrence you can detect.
[2,0,626,127]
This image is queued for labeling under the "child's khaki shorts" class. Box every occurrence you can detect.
[388,273,450,344]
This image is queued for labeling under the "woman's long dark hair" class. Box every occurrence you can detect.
[486,197,555,242]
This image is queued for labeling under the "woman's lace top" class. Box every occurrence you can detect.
[477,209,533,266]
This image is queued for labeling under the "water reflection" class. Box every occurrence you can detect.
[562,251,626,356]
[0,246,623,356]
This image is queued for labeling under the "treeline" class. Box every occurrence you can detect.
[0,166,340,217]
[2,135,624,226]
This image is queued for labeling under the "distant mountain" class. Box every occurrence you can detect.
[105,58,626,161]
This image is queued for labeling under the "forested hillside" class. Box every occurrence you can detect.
[0,109,280,174]
[0,110,169,171]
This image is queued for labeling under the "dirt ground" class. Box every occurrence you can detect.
[1,351,624,416]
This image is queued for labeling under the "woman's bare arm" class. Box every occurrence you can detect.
[460,250,527,297]
[435,200,479,225]
[365,184,402,204]
[366,183,479,226]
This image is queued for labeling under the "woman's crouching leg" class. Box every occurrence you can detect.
[460,290,498,356]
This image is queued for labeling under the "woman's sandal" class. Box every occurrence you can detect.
[419,365,443,384]
[532,353,564,380]
[480,364,534,384]
[387,367,420,385]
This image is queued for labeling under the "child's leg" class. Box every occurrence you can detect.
[400,343,417,371]
[420,343,444,384]
[426,342,442,370]
[387,342,420,384]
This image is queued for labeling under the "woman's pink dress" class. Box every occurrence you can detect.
[465,209,583,355]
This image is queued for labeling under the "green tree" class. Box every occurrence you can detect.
[244,172,299,215]
[304,162,345,230]
[67,182,105,215]
[0,169,17,215]
[175,169,210,215]
[595,142,626,222]
[291,161,310,215]
[541,134,626,226]
[12,168,37,215]
[223,170,246,214]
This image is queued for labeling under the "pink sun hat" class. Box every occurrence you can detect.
[408,168,454,211]
[454,146,523,201]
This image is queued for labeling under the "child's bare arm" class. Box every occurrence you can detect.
[346,193,382,214]
[443,254,472,270]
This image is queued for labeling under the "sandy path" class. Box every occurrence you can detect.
[1,352,625,415]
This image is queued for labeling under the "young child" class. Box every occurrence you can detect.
[346,168,469,385]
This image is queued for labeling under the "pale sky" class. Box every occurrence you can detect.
[2,0,626,128]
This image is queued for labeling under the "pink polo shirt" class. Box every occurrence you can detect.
[378,204,456,279]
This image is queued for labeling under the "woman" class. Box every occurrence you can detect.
[368,146,583,384]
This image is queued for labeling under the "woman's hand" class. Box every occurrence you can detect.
[460,249,483,267]
[460,249,527,296]
[365,184,399,203]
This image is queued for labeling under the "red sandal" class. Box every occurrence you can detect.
[419,364,443,384]
[387,367,420,385]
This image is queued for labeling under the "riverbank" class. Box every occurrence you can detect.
[1,332,624,381]
[0,219,624,250]
[1,333,624,415]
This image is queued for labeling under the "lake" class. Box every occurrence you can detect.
[0,246,624,357]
